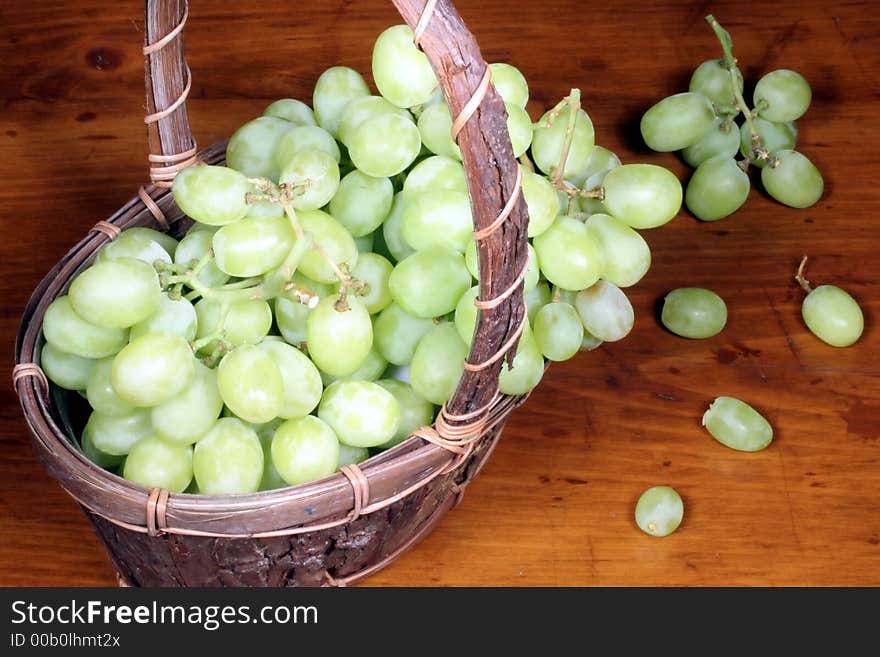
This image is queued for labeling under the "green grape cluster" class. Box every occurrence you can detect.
[640,15,824,220]
[40,23,683,496]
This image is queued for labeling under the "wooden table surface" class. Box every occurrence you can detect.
[1,0,878,587]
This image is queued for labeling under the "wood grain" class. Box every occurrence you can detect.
[1,0,878,586]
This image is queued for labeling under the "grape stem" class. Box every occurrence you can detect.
[795,255,814,294]
[551,88,581,188]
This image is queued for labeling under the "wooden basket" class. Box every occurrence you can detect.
[12,0,530,587]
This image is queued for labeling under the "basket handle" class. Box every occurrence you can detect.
[142,0,529,431]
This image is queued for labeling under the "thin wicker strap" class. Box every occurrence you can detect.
[137,186,169,230]
[339,464,370,522]
[451,65,492,142]
[474,249,531,311]
[146,487,169,537]
[142,1,188,55]
[90,221,122,241]
[12,363,49,399]
[472,163,523,241]
[144,66,192,125]
[145,146,199,188]
[462,310,527,372]
[412,0,439,48]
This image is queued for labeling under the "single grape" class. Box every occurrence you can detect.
[120,227,178,259]
[294,209,359,283]
[533,302,583,361]
[355,231,375,254]
[532,215,604,291]
[226,116,293,181]
[271,416,339,486]
[602,164,683,229]
[122,436,193,493]
[454,285,480,345]
[86,357,135,417]
[402,190,472,253]
[194,298,272,348]
[682,122,741,168]
[584,214,651,288]
[111,333,194,407]
[703,397,773,452]
[552,286,578,305]
[739,118,797,168]
[685,156,750,221]
[640,92,718,152]
[524,281,551,324]
[193,417,264,495]
[306,296,373,377]
[217,345,284,424]
[337,95,412,147]
[689,58,743,107]
[278,149,340,211]
[382,192,415,263]
[410,322,468,405]
[383,363,411,384]
[761,150,823,209]
[130,293,197,342]
[498,326,544,396]
[40,342,94,391]
[42,296,128,359]
[505,102,533,158]
[69,258,160,329]
[275,298,311,346]
[318,380,401,447]
[257,340,323,417]
[661,287,727,339]
[348,252,394,314]
[274,125,341,169]
[320,344,388,386]
[84,408,153,456]
[801,284,864,347]
[389,247,471,318]
[258,430,288,491]
[489,62,529,108]
[577,145,621,192]
[580,330,603,351]
[348,113,422,178]
[417,102,461,160]
[375,379,434,449]
[96,229,172,266]
[531,106,595,181]
[312,66,370,138]
[521,170,560,238]
[338,444,369,468]
[174,228,229,287]
[373,303,437,365]
[372,24,438,108]
[152,361,224,445]
[754,69,812,123]
[329,169,394,237]
[402,156,467,197]
[212,214,295,277]
[80,423,124,469]
[263,98,316,126]
[575,280,634,342]
[172,165,250,226]
[635,486,683,537]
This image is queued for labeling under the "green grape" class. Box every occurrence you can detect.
[410,322,468,405]
[754,69,812,123]
[382,192,415,263]
[524,243,540,292]
[212,215,295,277]
[348,113,422,178]
[320,344,388,386]
[703,397,773,452]
[382,363,411,384]
[43,296,128,359]
[489,62,528,108]
[355,231,375,253]
[640,92,717,152]
[111,333,194,407]
[337,443,369,468]
[194,298,272,348]
[533,215,603,291]
[275,297,310,345]
[521,171,560,238]
[337,95,412,147]
[375,379,434,449]
[464,240,479,280]
[226,116,293,181]
[193,417,264,495]
[257,340,323,418]
[578,145,621,192]
[635,486,683,537]
[271,416,339,485]
[318,380,401,447]
[499,326,544,396]
[306,296,373,377]
[602,164,683,229]
[505,102,533,158]
[348,252,394,314]
[263,98,316,126]
[389,247,472,318]
[524,281,551,324]
[739,118,797,168]
[274,125,341,169]
[40,342,94,391]
[661,287,727,339]
[552,286,578,305]
[130,293,197,342]
[84,408,152,456]
[172,165,250,226]
[402,190,472,253]
[761,150,823,209]
[96,229,172,266]
[402,156,467,197]
[329,169,394,237]
[682,122,741,168]
[294,209,359,283]
[258,431,287,491]
[801,285,864,347]
[575,280,634,342]
[80,424,124,469]
[312,66,371,137]
[174,228,229,287]
[122,436,193,493]
[217,345,284,424]
[580,330,603,351]
[69,258,160,329]
[417,102,461,160]
[373,303,436,365]
[278,149,340,211]
[533,301,583,362]
[685,156,750,221]
[454,285,480,345]
[689,58,743,107]
[531,106,595,181]
[121,227,178,259]
[152,361,224,445]
[372,24,438,108]
[584,214,651,287]
[246,192,284,218]
[86,357,135,417]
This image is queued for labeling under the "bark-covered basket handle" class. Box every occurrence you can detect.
[143,0,530,438]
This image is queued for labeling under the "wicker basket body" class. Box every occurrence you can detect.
[14,0,530,587]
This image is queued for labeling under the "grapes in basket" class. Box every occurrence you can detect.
[39,23,683,496]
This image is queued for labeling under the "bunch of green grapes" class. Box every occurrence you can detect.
[640,15,824,221]
[40,23,683,496]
